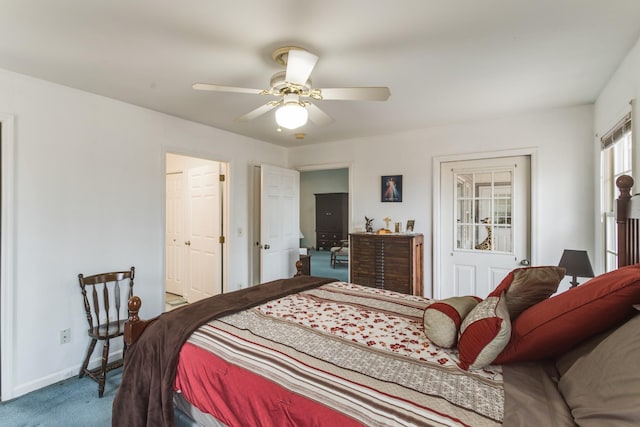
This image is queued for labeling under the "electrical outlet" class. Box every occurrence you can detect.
[60,328,71,344]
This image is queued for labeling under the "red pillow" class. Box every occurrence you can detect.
[494,264,640,364]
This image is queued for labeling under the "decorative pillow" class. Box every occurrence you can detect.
[494,264,640,364]
[423,296,481,348]
[457,292,511,370]
[503,266,565,319]
[490,266,565,319]
[557,313,640,426]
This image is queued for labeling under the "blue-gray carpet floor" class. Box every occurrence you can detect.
[308,249,348,282]
[0,368,121,426]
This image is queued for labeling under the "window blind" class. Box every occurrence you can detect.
[601,112,632,149]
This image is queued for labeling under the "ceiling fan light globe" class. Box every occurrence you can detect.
[275,104,308,130]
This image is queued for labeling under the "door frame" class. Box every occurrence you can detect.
[432,148,538,298]
[295,162,353,236]
[249,161,352,286]
[1,113,16,400]
[163,148,230,303]
[296,162,352,279]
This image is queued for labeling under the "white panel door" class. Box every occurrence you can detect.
[165,172,185,295]
[438,156,530,299]
[260,164,300,282]
[186,162,221,303]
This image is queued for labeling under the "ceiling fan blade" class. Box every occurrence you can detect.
[306,103,334,126]
[192,83,263,95]
[285,49,318,86]
[318,87,391,101]
[235,102,278,122]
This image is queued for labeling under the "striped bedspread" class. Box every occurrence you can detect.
[177,282,504,427]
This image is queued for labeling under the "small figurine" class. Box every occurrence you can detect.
[365,216,374,233]
[383,216,392,230]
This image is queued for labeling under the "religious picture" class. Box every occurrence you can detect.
[381,175,403,202]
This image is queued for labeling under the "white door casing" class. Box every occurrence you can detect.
[260,164,300,282]
[165,172,186,296]
[1,114,16,400]
[438,156,531,299]
[186,162,221,302]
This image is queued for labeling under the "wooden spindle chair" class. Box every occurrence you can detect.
[78,266,135,397]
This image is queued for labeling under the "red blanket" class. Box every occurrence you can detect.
[111,275,335,427]
[175,343,364,426]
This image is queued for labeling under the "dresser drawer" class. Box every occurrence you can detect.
[317,232,341,250]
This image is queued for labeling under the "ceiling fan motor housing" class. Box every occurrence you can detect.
[270,71,311,96]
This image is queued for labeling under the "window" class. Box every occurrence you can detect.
[455,168,513,253]
[601,113,632,272]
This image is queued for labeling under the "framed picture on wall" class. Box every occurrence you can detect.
[381,175,402,202]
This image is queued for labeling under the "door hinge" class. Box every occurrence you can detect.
[219,174,225,182]
[219,236,225,244]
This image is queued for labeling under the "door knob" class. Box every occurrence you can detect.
[185,241,191,246]
[519,259,530,266]
[263,244,270,250]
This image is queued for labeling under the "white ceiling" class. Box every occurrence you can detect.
[1,1,640,148]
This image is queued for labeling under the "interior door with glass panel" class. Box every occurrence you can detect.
[439,156,530,299]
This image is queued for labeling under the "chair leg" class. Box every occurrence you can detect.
[331,252,336,268]
[79,339,97,378]
[98,339,110,398]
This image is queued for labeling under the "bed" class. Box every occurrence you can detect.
[112,174,640,427]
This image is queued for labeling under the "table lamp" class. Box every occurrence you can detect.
[558,249,594,287]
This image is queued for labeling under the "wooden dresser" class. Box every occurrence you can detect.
[349,233,424,295]
[315,193,348,250]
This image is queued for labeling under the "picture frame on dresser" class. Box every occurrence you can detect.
[406,219,415,232]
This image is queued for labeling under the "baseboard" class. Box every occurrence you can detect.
[11,348,123,399]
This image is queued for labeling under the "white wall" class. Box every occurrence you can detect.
[289,105,595,297]
[594,36,640,273]
[0,68,286,398]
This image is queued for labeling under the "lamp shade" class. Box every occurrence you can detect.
[558,249,594,287]
[275,103,308,130]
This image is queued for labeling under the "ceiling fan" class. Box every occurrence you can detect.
[192,46,391,130]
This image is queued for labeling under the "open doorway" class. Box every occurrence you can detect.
[165,153,228,311]
[300,168,349,282]
[250,165,351,285]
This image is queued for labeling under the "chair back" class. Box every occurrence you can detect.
[78,267,135,337]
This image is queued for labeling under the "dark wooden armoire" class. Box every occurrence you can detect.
[315,193,348,250]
